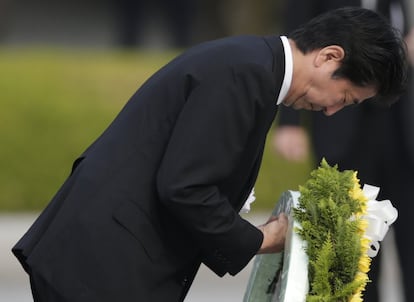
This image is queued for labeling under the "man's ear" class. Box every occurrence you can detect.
[314,45,345,67]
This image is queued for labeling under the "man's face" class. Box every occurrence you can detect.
[282,45,377,116]
[285,73,377,116]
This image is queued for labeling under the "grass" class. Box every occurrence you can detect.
[0,46,313,212]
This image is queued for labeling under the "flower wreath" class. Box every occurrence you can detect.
[243,159,398,302]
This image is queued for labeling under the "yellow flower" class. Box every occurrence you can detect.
[349,173,368,202]
[358,253,371,273]
[360,237,370,252]
[357,219,369,235]
[351,270,369,301]
[350,292,363,302]
[348,172,371,301]
[355,271,369,284]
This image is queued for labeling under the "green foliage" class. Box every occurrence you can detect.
[310,234,335,296]
[0,47,312,211]
[294,159,365,301]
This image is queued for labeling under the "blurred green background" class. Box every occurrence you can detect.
[1,47,313,212]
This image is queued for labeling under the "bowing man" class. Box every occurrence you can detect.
[13,7,408,302]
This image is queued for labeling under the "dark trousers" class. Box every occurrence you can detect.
[30,271,66,302]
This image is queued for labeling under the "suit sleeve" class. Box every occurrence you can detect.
[156,64,275,276]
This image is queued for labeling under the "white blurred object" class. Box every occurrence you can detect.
[240,188,256,214]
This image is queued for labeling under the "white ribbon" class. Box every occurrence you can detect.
[240,188,256,214]
[361,184,398,257]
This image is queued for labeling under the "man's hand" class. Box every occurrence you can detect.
[256,213,288,254]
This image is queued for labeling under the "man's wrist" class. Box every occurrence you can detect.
[256,225,268,254]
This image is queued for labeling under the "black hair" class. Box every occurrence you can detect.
[289,7,409,105]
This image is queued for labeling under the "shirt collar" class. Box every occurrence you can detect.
[276,36,293,105]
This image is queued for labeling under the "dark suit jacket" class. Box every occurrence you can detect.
[13,35,286,302]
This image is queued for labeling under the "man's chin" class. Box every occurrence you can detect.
[290,101,308,110]
[282,100,313,111]
[282,100,301,109]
